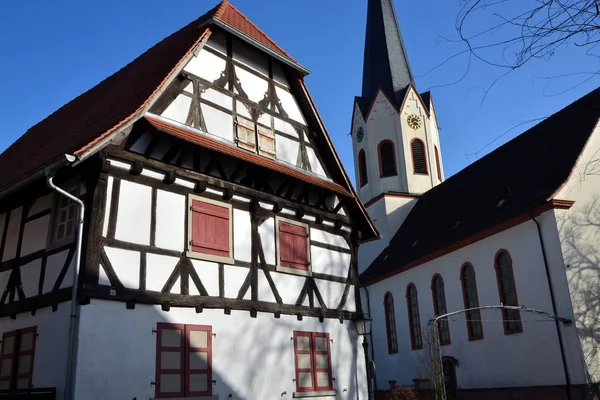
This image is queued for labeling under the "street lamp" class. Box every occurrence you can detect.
[354,313,373,400]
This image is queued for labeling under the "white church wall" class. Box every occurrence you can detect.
[0,303,71,396]
[555,121,600,382]
[75,299,368,400]
[366,218,586,390]
[358,198,389,274]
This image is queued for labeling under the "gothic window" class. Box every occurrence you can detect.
[495,250,522,334]
[434,145,442,181]
[431,275,451,345]
[378,140,397,178]
[406,284,423,349]
[461,263,484,340]
[411,139,428,175]
[384,292,398,354]
[358,150,368,187]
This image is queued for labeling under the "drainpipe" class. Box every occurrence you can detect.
[47,167,85,400]
[361,285,378,393]
[529,212,571,400]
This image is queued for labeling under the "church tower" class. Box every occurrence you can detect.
[352,0,445,269]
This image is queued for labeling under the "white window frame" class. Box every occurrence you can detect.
[47,185,78,249]
[275,216,311,277]
[186,194,234,264]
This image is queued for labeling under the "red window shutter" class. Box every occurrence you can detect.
[279,222,309,271]
[185,325,212,397]
[293,331,333,393]
[0,330,17,390]
[191,200,230,258]
[14,327,36,389]
[156,323,185,398]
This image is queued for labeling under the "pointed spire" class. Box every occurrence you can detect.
[362,0,414,105]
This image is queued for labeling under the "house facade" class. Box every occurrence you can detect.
[0,2,378,399]
[354,1,600,399]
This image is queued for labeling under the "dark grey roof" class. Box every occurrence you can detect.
[420,91,431,112]
[361,86,600,283]
[362,0,414,108]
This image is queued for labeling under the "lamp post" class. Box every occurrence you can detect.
[354,313,373,400]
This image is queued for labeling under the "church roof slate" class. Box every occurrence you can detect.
[361,86,600,284]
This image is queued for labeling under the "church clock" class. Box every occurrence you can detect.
[407,114,422,130]
[356,127,365,143]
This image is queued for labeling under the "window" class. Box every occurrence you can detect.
[358,150,368,187]
[276,217,310,276]
[378,140,397,178]
[0,326,37,390]
[411,139,428,175]
[406,284,422,350]
[460,263,484,340]
[50,190,78,245]
[495,250,522,334]
[431,275,451,345]
[235,115,275,159]
[293,331,333,393]
[434,145,442,181]
[384,292,398,354]
[155,323,212,398]
[187,196,233,264]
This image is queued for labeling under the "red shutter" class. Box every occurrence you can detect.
[14,327,36,389]
[293,332,333,393]
[0,331,17,390]
[279,222,309,271]
[156,324,185,398]
[190,200,230,258]
[185,325,212,397]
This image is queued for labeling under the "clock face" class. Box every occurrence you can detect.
[356,127,365,143]
[407,114,422,130]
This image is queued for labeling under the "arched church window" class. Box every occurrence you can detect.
[358,150,368,187]
[434,145,442,181]
[411,139,428,175]
[495,250,522,334]
[460,263,483,340]
[378,140,397,178]
[431,274,451,345]
[384,292,398,354]
[406,284,422,349]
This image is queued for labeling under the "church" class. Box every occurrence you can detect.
[355,0,600,399]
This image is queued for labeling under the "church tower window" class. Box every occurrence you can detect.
[358,150,368,187]
[434,145,442,181]
[406,284,422,349]
[384,292,398,354]
[431,274,451,345]
[378,140,397,178]
[411,139,428,175]
[495,250,522,334]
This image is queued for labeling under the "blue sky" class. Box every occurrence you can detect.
[1,0,599,183]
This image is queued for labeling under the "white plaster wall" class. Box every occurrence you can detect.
[555,121,600,382]
[161,94,191,125]
[156,190,185,252]
[20,214,50,257]
[75,300,367,400]
[358,199,389,273]
[2,207,23,261]
[366,218,586,389]
[0,304,71,397]
[114,180,151,245]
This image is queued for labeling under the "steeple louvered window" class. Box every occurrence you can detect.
[378,140,397,178]
[358,150,368,187]
[411,139,428,175]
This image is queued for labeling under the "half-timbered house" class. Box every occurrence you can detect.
[0,2,378,399]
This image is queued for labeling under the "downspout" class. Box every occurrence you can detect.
[361,284,378,393]
[47,168,85,400]
[529,212,571,400]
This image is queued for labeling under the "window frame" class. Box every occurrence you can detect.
[460,263,484,341]
[358,149,368,187]
[155,323,212,398]
[384,292,398,354]
[410,139,428,175]
[0,326,37,390]
[431,274,451,346]
[406,284,423,350]
[494,250,523,335]
[378,140,397,178]
[47,187,78,249]
[434,145,442,181]
[186,194,234,264]
[293,331,334,394]
[275,216,311,277]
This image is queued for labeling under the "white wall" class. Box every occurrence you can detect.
[365,216,586,390]
[0,303,71,396]
[75,299,368,400]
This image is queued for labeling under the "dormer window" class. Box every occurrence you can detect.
[411,139,428,175]
[358,150,368,187]
[378,140,397,178]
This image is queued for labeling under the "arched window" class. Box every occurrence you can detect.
[431,275,451,345]
[495,250,522,334]
[411,139,428,175]
[461,263,483,340]
[434,145,442,181]
[358,150,368,187]
[378,140,397,178]
[384,292,398,354]
[406,284,422,349]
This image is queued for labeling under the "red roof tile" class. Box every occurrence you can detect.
[144,116,351,197]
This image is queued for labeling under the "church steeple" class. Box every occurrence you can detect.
[362,0,414,105]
